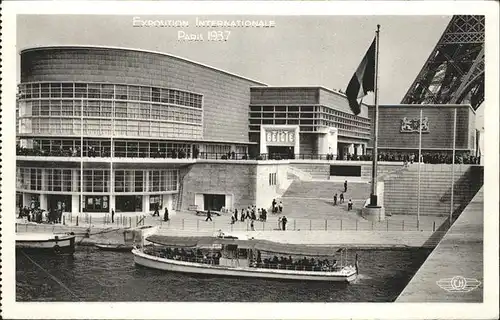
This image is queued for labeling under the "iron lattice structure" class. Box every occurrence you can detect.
[401,15,485,110]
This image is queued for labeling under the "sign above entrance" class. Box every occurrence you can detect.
[400,117,430,133]
[266,130,295,146]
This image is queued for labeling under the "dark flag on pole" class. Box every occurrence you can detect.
[345,37,376,115]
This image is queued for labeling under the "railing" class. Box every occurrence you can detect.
[157,217,443,232]
[17,146,480,164]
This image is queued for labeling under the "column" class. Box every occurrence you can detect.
[109,195,116,212]
[348,144,355,155]
[142,194,150,214]
[356,144,363,156]
[40,194,48,211]
[294,126,300,158]
[260,126,267,154]
[71,195,79,214]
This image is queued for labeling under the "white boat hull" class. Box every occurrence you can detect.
[16,233,76,255]
[132,249,357,282]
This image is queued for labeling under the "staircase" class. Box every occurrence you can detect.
[281,180,371,220]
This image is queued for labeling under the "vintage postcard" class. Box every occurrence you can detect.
[1,1,498,319]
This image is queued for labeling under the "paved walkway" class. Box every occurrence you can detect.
[396,187,484,302]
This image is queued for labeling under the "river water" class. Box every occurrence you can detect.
[16,247,431,302]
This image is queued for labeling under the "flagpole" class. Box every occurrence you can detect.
[450,107,457,226]
[80,98,84,215]
[370,24,381,207]
[417,108,422,224]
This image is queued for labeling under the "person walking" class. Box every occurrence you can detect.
[250,220,255,231]
[278,216,282,230]
[234,209,238,222]
[205,209,212,222]
[111,209,115,223]
[333,193,338,206]
[163,207,169,222]
[281,216,288,231]
[347,199,353,211]
[278,200,283,213]
[344,180,348,193]
[339,193,344,204]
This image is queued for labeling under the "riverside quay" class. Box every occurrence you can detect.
[16,46,479,215]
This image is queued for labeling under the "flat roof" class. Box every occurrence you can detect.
[250,85,370,107]
[20,45,267,86]
[374,104,476,114]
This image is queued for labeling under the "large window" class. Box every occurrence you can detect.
[18,82,203,139]
[83,170,110,193]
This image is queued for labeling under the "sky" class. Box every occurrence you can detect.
[14,14,483,126]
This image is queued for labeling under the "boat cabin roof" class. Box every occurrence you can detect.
[146,235,342,257]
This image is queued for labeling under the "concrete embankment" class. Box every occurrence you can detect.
[17,222,443,249]
[154,229,444,249]
[396,187,484,302]
[16,223,136,246]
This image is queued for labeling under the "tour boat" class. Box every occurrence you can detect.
[95,225,158,252]
[16,232,76,255]
[132,233,358,282]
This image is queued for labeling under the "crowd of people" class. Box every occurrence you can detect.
[18,144,481,164]
[339,152,481,164]
[259,255,338,272]
[18,206,63,224]
[148,247,223,265]
[229,205,269,226]
[147,246,339,272]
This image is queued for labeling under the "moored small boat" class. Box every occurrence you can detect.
[95,243,134,252]
[16,233,76,255]
[132,234,358,282]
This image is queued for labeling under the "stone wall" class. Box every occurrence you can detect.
[383,165,483,216]
[179,162,257,211]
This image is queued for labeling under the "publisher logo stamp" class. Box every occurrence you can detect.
[437,276,481,292]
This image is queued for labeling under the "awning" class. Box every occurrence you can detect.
[146,235,342,256]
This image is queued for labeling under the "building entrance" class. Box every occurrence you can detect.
[267,146,294,160]
[116,195,143,212]
[48,195,72,212]
[203,194,225,211]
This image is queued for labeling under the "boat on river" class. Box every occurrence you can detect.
[16,232,76,255]
[95,225,158,252]
[132,233,358,282]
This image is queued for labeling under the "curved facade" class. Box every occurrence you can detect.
[16,46,264,214]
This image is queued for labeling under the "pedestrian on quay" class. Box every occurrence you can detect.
[234,209,238,222]
[163,207,169,222]
[339,193,344,204]
[281,216,288,231]
[272,199,277,213]
[205,209,213,222]
[333,193,338,206]
[111,208,115,223]
[347,199,353,211]
[278,216,282,230]
[344,180,348,193]
[279,200,283,213]
[251,220,255,231]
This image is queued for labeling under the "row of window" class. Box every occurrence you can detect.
[18,82,203,109]
[249,119,370,137]
[20,139,248,159]
[16,168,179,193]
[19,100,203,123]
[249,105,371,124]
[20,118,203,139]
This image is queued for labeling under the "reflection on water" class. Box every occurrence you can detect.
[16,247,431,302]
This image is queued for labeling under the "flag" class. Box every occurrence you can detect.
[345,37,376,115]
